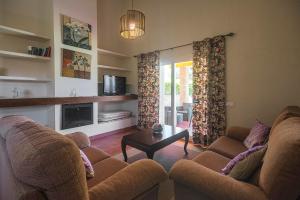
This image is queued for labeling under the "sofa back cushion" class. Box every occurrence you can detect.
[0,115,33,139]
[0,136,46,200]
[66,132,91,149]
[4,118,89,200]
[259,117,300,200]
[270,106,300,134]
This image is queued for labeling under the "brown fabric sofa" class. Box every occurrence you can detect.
[170,106,300,200]
[0,116,168,200]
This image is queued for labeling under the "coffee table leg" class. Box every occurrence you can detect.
[121,138,128,162]
[184,133,189,155]
[146,151,154,159]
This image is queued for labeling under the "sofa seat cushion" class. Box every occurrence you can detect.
[208,136,247,159]
[192,150,230,173]
[82,146,110,165]
[87,158,128,188]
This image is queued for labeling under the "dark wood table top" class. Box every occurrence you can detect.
[121,125,189,161]
[123,125,188,146]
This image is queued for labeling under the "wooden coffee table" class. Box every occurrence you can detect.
[121,125,189,162]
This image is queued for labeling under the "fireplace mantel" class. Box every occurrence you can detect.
[0,95,138,108]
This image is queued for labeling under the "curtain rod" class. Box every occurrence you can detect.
[133,32,235,57]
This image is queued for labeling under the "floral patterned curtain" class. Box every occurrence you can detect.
[192,36,226,146]
[137,51,160,128]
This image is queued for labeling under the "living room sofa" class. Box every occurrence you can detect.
[170,106,300,200]
[0,116,168,200]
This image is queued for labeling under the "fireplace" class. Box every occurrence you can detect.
[61,103,93,129]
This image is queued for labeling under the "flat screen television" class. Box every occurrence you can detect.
[103,75,126,95]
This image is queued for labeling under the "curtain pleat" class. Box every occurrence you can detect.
[137,51,160,128]
[192,36,226,145]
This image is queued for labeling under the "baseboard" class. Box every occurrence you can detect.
[89,125,137,141]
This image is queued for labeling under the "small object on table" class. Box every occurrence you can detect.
[121,125,189,162]
[152,123,163,134]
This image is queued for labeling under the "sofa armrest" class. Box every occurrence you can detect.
[65,132,91,149]
[89,159,168,200]
[226,126,251,142]
[169,160,267,200]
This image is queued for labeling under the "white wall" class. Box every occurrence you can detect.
[0,0,4,83]
[100,0,300,128]
[0,0,3,23]
[0,0,53,86]
[0,0,107,134]
[98,0,130,54]
[97,0,138,93]
[0,0,136,135]
[52,0,98,133]
[0,107,53,126]
[52,0,98,97]
[97,0,139,130]
[0,0,54,126]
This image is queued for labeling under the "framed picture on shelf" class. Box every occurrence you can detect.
[62,15,92,50]
[62,48,91,80]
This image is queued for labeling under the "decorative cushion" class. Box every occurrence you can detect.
[243,120,270,148]
[80,150,95,178]
[229,146,267,180]
[222,145,265,175]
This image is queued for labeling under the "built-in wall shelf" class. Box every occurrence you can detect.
[98,64,131,71]
[0,50,50,61]
[0,76,51,82]
[0,25,50,41]
[97,48,131,58]
[98,116,136,124]
[0,95,138,108]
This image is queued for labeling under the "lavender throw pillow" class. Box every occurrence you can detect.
[222,145,265,175]
[80,149,95,178]
[243,120,270,149]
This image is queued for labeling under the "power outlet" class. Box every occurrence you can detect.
[226,101,235,107]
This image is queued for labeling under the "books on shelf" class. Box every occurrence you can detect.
[28,46,51,57]
[98,111,132,122]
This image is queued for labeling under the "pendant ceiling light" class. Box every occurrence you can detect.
[120,0,145,39]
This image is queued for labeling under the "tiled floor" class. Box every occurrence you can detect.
[90,127,201,156]
[90,128,135,155]
[90,127,203,200]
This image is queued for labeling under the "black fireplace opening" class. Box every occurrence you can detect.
[62,103,93,129]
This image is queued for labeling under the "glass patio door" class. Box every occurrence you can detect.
[159,63,173,127]
[159,61,193,134]
[175,61,193,132]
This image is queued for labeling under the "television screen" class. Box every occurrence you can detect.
[103,75,126,95]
